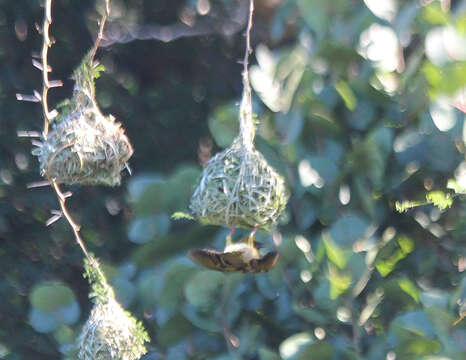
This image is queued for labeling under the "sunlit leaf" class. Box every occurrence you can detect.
[426,190,453,210]
[328,264,352,299]
[421,2,450,25]
[375,236,414,276]
[171,211,194,220]
[398,278,420,303]
[335,80,357,110]
[279,332,312,359]
[322,232,348,269]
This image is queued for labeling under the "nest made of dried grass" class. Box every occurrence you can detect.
[34,59,133,186]
[78,297,147,360]
[190,137,288,232]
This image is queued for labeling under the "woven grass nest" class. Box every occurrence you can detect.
[78,257,148,360]
[190,136,288,232]
[35,59,133,186]
[77,296,147,360]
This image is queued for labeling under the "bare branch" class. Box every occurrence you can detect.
[32,58,51,72]
[39,0,95,261]
[16,93,41,102]
[242,0,254,82]
[48,80,63,88]
[46,213,62,226]
[88,0,111,66]
[41,0,52,138]
[17,130,41,138]
[51,180,90,259]
[27,180,51,188]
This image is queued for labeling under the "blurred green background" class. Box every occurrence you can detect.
[1,0,466,359]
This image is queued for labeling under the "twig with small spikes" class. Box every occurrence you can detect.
[41,0,53,138]
[35,0,111,261]
[88,0,111,66]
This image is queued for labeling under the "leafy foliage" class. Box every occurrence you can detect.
[1,0,465,359]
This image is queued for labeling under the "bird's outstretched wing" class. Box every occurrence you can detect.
[188,248,279,273]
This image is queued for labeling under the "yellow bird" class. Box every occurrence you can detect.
[188,234,279,274]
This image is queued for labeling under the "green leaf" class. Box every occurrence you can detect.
[426,190,453,210]
[421,2,450,25]
[128,214,170,244]
[30,282,76,313]
[208,102,239,148]
[258,347,281,360]
[328,214,371,247]
[322,232,348,269]
[398,278,420,303]
[375,236,415,277]
[447,179,466,194]
[184,271,225,310]
[279,332,312,359]
[295,341,333,360]
[292,303,330,325]
[53,325,74,345]
[423,61,466,98]
[157,313,192,347]
[328,264,352,299]
[171,211,194,220]
[395,199,426,213]
[159,262,197,312]
[391,311,436,338]
[335,80,357,110]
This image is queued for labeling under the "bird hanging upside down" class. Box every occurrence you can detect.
[188,227,279,273]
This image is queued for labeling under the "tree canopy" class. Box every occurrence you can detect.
[1,0,465,359]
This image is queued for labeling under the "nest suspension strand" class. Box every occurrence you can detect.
[34,54,133,186]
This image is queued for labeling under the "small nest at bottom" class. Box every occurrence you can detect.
[36,101,133,186]
[190,137,288,231]
[77,297,147,360]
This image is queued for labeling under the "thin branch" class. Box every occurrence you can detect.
[88,0,111,66]
[41,0,53,139]
[39,1,114,261]
[242,0,254,82]
[39,0,107,262]
[51,181,90,259]
[238,0,255,148]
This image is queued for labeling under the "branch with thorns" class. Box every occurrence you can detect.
[17,0,112,261]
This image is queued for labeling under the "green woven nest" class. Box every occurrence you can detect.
[77,297,147,360]
[190,137,288,232]
[34,60,133,186]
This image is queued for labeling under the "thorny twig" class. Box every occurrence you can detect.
[88,0,111,66]
[41,0,53,139]
[39,0,111,261]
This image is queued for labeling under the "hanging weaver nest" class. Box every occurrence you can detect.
[34,56,133,186]
[190,4,289,233]
[78,297,148,360]
[78,257,148,360]
[190,137,288,231]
